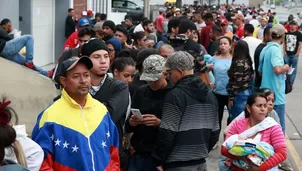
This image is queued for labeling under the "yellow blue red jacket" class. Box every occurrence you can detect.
[32,89,120,171]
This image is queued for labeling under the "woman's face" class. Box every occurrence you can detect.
[139,36,147,47]
[266,93,275,112]
[114,65,136,84]
[248,97,268,121]
[219,38,231,54]
[106,44,115,63]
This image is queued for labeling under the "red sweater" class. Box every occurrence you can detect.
[221,118,287,171]
[62,31,78,51]
[200,23,215,51]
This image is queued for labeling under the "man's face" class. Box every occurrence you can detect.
[175,11,181,16]
[167,69,182,84]
[60,63,91,97]
[78,35,91,47]
[234,18,241,26]
[69,10,75,16]
[147,74,167,91]
[160,47,174,59]
[125,19,132,26]
[290,24,297,31]
[212,13,217,19]
[103,26,114,37]
[194,14,201,22]
[261,20,267,27]
[115,31,127,43]
[145,23,154,33]
[89,50,110,77]
[2,22,12,32]
[96,16,101,22]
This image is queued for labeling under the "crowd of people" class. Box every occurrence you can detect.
[0,3,300,171]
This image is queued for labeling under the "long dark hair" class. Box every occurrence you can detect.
[0,96,27,167]
[229,40,253,74]
[111,57,135,73]
[244,93,267,118]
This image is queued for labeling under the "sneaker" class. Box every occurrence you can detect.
[48,69,54,78]
[24,62,35,70]
[279,161,293,171]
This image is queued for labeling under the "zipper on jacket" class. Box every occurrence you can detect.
[80,107,96,171]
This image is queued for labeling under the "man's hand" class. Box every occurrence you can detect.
[207,64,214,70]
[143,114,161,127]
[156,166,164,171]
[284,64,290,72]
[129,115,143,127]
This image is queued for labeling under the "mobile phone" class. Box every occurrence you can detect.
[130,108,143,119]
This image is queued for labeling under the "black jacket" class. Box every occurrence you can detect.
[125,80,174,154]
[152,75,219,169]
[65,15,76,38]
[0,28,13,53]
[92,75,129,169]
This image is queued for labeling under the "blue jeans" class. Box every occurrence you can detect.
[274,104,285,133]
[128,153,157,171]
[284,55,298,85]
[0,35,48,76]
[229,89,252,123]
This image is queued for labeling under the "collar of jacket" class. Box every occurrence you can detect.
[61,89,94,109]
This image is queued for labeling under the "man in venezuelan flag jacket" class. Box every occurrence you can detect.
[32,56,120,171]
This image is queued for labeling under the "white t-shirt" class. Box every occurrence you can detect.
[249,19,260,28]
[133,24,145,33]
[195,22,206,31]
[242,36,262,69]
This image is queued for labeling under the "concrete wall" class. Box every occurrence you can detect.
[55,0,70,62]
[0,58,58,134]
[0,0,19,29]
[19,0,32,35]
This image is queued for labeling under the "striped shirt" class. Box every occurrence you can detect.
[222,118,286,171]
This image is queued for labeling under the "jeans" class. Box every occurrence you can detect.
[127,153,157,171]
[214,93,229,133]
[228,89,252,122]
[218,156,233,171]
[0,35,48,76]
[284,55,298,85]
[165,162,207,171]
[274,104,285,133]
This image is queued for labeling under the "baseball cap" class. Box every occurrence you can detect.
[270,24,286,37]
[261,17,268,22]
[78,18,90,27]
[175,8,181,12]
[164,51,195,71]
[159,7,166,13]
[140,55,166,81]
[289,20,298,25]
[232,13,244,21]
[61,56,93,76]
[82,11,87,16]
[220,19,228,26]
[87,10,93,16]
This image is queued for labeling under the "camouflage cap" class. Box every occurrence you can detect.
[165,51,195,71]
[140,55,166,81]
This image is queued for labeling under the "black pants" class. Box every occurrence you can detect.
[214,93,230,135]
